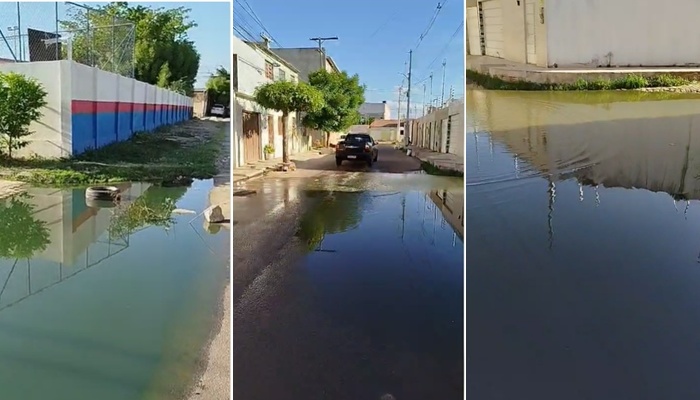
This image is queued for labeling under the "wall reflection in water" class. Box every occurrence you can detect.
[0,183,150,311]
[428,189,464,241]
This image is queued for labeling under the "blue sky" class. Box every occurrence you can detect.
[0,1,230,88]
[234,0,464,119]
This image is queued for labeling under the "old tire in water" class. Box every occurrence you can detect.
[85,186,120,201]
[85,198,117,209]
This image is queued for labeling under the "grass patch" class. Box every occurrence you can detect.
[0,120,226,187]
[466,69,691,91]
[420,161,464,177]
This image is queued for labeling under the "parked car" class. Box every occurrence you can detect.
[335,133,378,167]
[210,104,226,117]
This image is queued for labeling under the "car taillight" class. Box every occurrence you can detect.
[337,143,344,151]
[364,143,371,152]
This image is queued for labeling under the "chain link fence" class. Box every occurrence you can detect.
[0,1,135,77]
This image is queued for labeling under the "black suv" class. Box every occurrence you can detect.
[335,134,379,167]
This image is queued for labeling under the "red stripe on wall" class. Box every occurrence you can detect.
[72,100,192,115]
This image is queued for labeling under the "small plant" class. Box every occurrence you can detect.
[0,72,48,159]
[263,144,275,154]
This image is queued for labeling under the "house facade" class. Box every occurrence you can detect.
[368,119,403,142]
[467,0,700,68]
[411,99,464,158]
[232,36,311,168]
[359,101,390,121]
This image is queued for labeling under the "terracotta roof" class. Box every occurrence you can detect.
[370,119,403,128]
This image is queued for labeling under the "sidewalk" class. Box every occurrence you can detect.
[411,147,464,173]
[232,148,331,184]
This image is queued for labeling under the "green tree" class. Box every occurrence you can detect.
[254,81,324,164]
[61,2,200,94]
[0,194,51,259]
[0,72,48,159]
[296,191,363,251]
[205,67,231,106]
[303,70,366,147]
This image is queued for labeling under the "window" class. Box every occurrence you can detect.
[278,69,286,81]
[265,61,273,79]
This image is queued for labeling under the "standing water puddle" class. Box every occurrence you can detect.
[0,180,227,399]
[233,182,464,399]
[467,90,700,399]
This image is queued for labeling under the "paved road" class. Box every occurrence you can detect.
[232,167,464,399]
[294,144,422,174]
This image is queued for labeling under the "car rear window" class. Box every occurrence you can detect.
[345,135,369,143]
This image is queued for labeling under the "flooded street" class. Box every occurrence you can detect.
[0,181,228,400]
[233,171,464,400]
[467,90,700,399]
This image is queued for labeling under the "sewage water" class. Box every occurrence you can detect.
[0,180,227,400]
[467,90,700,399]
[233,181,464,400]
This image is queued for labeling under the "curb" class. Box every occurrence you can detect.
[232,169,266,185]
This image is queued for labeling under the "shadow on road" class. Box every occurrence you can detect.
[293,145,422,174]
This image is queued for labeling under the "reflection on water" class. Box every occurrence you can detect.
[467,90,700,399]
[236,187,464,399]
[0,181,227,400]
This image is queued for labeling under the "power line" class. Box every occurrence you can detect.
[367,11,401,39]
[419,20,463,79]
[414,1,447,50]
[234,0,281,46]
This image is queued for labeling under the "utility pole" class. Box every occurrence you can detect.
[396,86,403,140]
[422,83,427,116]
[309,36,338,71]
[429,72,434,113]
[405,50,413,147]
[440,59,447,106]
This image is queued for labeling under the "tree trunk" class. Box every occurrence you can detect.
[325,131,330,147]
[282,112,289,164]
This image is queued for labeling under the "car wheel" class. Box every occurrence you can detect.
[374,153,378,162]
[336,158,342,167]
[366,157,373,167]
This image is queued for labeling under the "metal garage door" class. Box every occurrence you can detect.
[480,0,503,58]
[466,7,481,55]
[525,0,537,64]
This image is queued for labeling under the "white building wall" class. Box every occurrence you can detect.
[547,0,700,67]
[232,36,303,166]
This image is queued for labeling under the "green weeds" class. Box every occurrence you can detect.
[466,69,691,91]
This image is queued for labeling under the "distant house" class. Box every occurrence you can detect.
[347,124,369,134]
[359,101,390,121]
[368,119,403,142]
[192,89,210,118]
[467,0,700,68]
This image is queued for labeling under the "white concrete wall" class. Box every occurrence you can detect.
[412,99,464,157]
[0,60,71,158]
[547,0,700,67]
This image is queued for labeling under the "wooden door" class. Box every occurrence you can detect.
[242,111,261,163]
[267,115,275,145]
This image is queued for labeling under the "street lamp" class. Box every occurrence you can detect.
[7,26,19,60]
